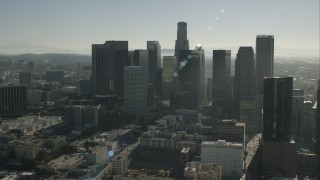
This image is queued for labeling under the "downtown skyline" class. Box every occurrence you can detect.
[0,0,319,56]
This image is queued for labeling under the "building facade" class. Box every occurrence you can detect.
[175,22,189,57]
[162,56,177,103]
[19,71,32,89]
[176,46,205,110]
[263,77,293,142]
[92,41,128,96]
[201,140,243,177]
[0,85,28,118]
[256,35,274,94]
[123,66,147,115]
[234,47,256,119]
[212,50,231,101]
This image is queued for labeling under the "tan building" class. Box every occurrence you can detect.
[184,162,222,180]
[8,136,44,159]
[38,153,84,173]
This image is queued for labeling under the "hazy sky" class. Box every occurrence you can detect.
[0,0,319,55]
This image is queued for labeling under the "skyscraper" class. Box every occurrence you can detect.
[234,47,256,119]
[174,22,189,57]
[133,49,149,83]
[0,85,28,118]
[123,66,147,115]
[92,41,128,96]
[256,35,274,94]
[316,79,320,157]
[133,49,151,106]
[262,77,296,177]
[147,41,162,101]
[240,98,260,135]
[212,50,231,116]
[162,56,177,103]
[176,46,205,110]
[27,61,35,75]
[212,50,231,101]
[147,41,161,81]
[263,77,293,141]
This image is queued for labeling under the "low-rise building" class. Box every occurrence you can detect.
[184,161,222,180]
[86,145,109,165]
[38,153,84,173]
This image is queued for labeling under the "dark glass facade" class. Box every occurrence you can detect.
[263,77,293,141]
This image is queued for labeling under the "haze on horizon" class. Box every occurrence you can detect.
[0,0,319,56]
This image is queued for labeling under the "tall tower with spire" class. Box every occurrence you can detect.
[174,22,189,57]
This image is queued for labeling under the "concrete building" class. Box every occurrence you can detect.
[133,50,149,83]
[240,98,260,135]
[43,136,67,149]
[234,47,256,119]
[176,109,198,122]
[65,105,99,126]
[38,153,85,173]
[27,61,35,75]
[8,136,44,159]
[155,68,163,101]
[79,79,91,96]
[19,71,32,89]
[140,130,208,154]
[184,161,222,180]
[213,119,245,145]
[1,115,61,136]
[113,155,127,175]
[27,89,42,107]
[175,21,189,57]
[82,106,99,126]
[292,89,305,139]
[86,145,109,165]
[201,140,243,177]
[92,41,128,96]
[256,35,274,94]
[0,85,27,118]
[123,66,147,115]
[296,101,316,147]
[207,77,212,100]
[133,49,150,105]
